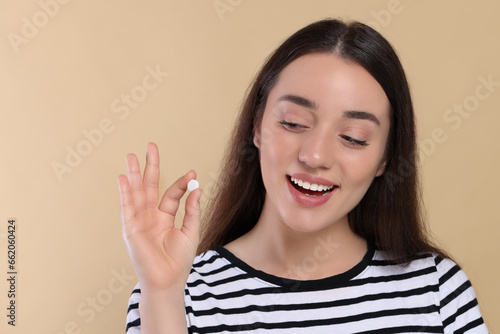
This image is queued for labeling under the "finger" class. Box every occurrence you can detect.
[117,174,136,225]
[143,142,160,208]
[181,188,202,244]
[158,170,197,216]
[126,153,146,210]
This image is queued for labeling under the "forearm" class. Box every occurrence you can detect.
[139,288,188,334]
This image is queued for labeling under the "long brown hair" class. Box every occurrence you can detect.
[197,19,447,263]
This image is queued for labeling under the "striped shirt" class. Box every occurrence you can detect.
[126,244,488,333]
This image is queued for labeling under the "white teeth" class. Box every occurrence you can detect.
[290,177,334,192]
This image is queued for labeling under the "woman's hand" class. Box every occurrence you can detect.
[117,142,202,293]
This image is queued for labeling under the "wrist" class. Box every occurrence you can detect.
[139,288,188,334]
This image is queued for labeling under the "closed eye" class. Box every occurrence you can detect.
[278,120,307,131]
[340,135,369,147]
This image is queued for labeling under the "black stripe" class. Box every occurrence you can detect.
[189,286,278,301]
[189,264,437,300]
[442,298,479,328]
[192,252,221,268]
[354,266,436,287]
[127,302,138,314]
[439,263,461,286]
[125,318,140,332]
[190,263,234,277]
[440,280,472,308]
[188,273,251,288]
[370,253,433,266]
[187,284,439,317]
[353,325,443,334]
[454,317,485,334]
[188,306,438,333]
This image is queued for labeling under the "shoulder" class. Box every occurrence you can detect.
[372,249,463,275]
[425,255,477,308]
[432,255,489,332]
[372,250,475,296]
[404,253,488,333]
[186,247,242,292]
[427,254,479,310]
[432,255,471,297]
[189,247,231,278]
[192,248,225,267]
[369,249,441,278]
[372,251,488,332]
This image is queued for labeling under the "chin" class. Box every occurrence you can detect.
[279,213,338,234]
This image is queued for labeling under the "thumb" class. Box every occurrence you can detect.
[181,187,202,246]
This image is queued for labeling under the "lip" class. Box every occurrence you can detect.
[286,174,337,207]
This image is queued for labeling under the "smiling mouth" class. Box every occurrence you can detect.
[287,176,337,196]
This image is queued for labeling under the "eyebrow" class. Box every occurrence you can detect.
[278,94,318,110]
[342,110,380,126]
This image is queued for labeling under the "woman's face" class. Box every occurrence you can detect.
[254,52,391,233]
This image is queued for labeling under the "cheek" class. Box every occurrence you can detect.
[259,121,293,156]
[260,135,292,168]
[339,150,384,185]
[259,131,299,183]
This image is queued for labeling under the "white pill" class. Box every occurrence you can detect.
[187,179,199,191]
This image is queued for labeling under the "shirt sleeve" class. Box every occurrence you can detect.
[435,256,489,333]
[125,283,141,334]
[125,282,193,334]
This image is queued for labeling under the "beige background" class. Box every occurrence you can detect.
[1,0,498,333]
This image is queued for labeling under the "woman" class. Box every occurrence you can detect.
[119,19,488,333]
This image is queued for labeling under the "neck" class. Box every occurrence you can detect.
[231,209,367,280]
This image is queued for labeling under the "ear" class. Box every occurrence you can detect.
[375,160,387,177]
[253,118,262,149]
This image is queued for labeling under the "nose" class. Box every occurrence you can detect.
[298,129,335,169]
